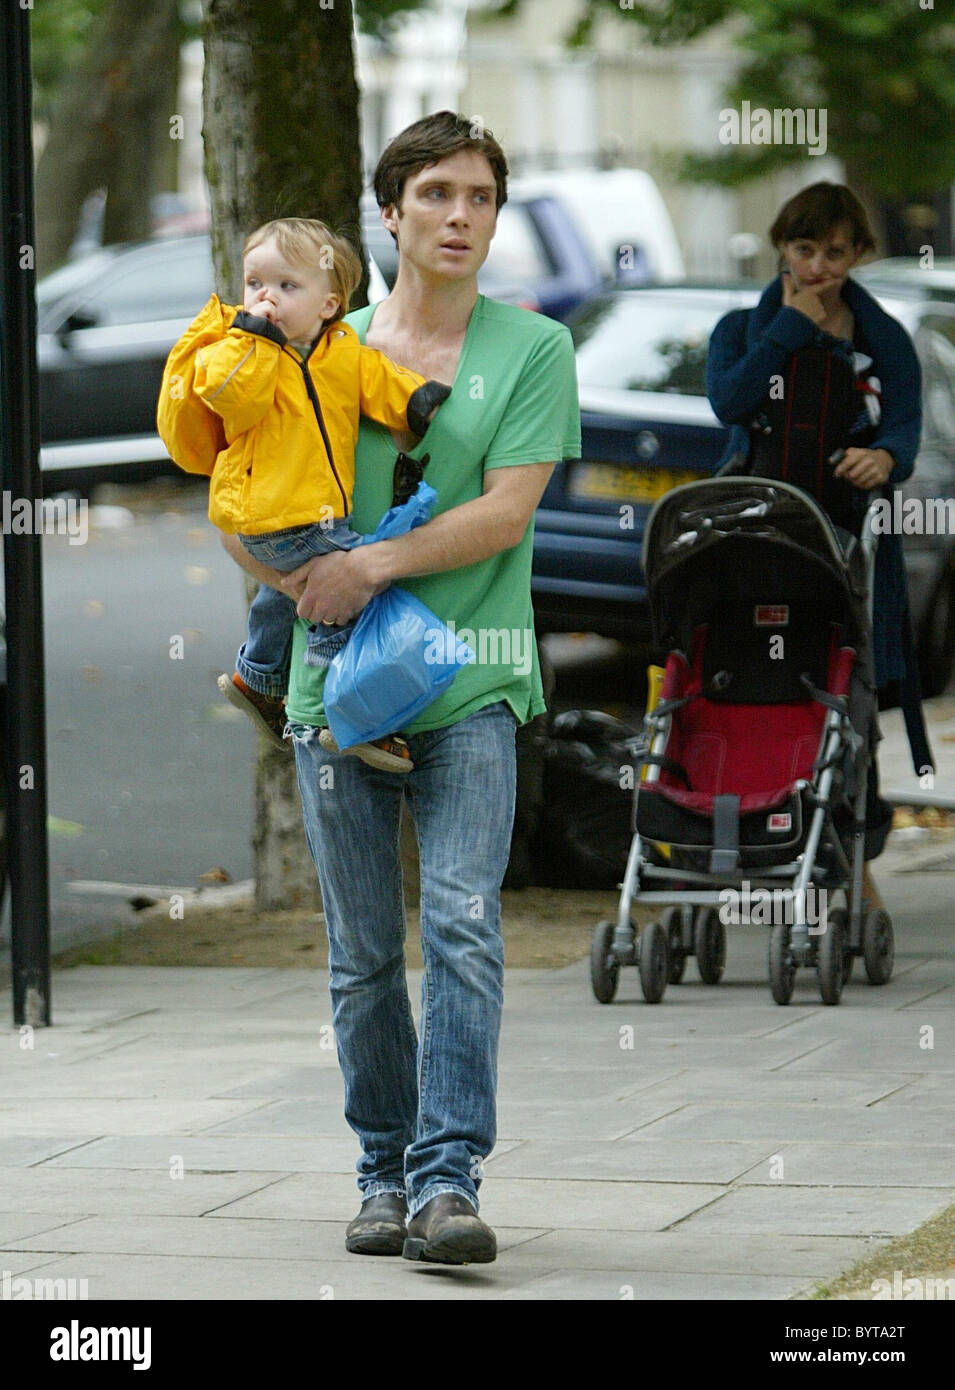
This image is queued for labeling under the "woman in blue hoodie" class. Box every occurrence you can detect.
[706,182,932,896]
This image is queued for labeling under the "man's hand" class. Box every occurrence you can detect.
[833,447,894,490]
[282,546,387,626]
[781,270,841,327]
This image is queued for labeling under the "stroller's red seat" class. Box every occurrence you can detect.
[636,629,855,863]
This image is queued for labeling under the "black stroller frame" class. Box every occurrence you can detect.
[590,477,895,1006]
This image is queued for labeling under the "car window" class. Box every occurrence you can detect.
[916,316,955,445]
[37,248,119,320]
[67,239,214,327]
[361,213,399,289]
[486,204,553,283]
[360,198,551,290]
[572,293,747,397]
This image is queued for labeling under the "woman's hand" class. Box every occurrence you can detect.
[780,270,842,326]
[833,447,894,490]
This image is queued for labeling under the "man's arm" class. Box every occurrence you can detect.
[284,462,554,627]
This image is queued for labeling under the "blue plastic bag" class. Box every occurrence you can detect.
[322,482,475,749]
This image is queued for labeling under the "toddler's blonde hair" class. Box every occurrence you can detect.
[243,218,363,324]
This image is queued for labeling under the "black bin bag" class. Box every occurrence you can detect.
[536,709,641,889]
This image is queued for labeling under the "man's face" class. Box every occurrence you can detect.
[381,148,499,284]
[243,238,340,341]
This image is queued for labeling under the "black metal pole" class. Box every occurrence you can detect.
[1,0,52,1025]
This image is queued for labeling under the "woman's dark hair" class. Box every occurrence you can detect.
[770,182,877,257]
[373,110,509,224]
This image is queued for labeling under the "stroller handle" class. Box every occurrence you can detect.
[859,494,883,634]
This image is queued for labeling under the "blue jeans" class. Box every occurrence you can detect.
[236,519,362,698]
[288,699,517,1218]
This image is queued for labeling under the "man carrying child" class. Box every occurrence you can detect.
[218,112,581,1265]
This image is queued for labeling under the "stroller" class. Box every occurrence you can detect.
[590,476,895,1006]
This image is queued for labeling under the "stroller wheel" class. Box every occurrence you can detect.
[639,920,669,1004]
[862,908,895,985]
[817,908,847,1006]
[662,906,688,984]
[826,906,854,987]
[769,919,796,1005]
[591,921,620,1004]
[694,907,726,985]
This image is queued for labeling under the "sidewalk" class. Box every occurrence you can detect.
[1,704,953,1301]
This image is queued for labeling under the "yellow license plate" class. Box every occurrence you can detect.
[569,463,706,503]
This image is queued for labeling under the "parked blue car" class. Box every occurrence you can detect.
[532,282,955,696]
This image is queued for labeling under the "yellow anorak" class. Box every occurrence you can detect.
[172,295,431,535]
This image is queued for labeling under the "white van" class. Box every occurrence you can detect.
[508,167,686,284]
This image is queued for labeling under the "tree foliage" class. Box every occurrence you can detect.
[29,0,108,123]
[33,0,184,269]
[488,0,955,201]
[355,0,433,40]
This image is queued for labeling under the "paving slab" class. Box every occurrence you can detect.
[498,1269,807,1300]
[0,1214,97,1246]
[0,1137,99,1166]
[624,1102,955,1145]
[39,1134,368,1174]
[868,1074,955,1106]
[0,1251,438,1301]
[2,788,954,1302]
[0,1099,275,1137]
[1,1213,547,1262]
[496,1095,690,1142]
[0,1168,291,1217]
[0,1253,73,1282]
[498,1034,837,1072]
[202,1170,387,1221]
[676,1185,955,1236]
[484,1138,775,1184]
[734,1143,955,1188]
[210,1067,346,1101]
[498,1065,687,1103]
[779,1038,955,1074]
[485,1228,886,1277]
[208,1171,721,1231]
[628,1069,917,1107]
[199,1099,353,1137]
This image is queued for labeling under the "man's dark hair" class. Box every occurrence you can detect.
[770,182,877,257]
[373,110,509,221]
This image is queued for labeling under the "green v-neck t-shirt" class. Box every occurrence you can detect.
[283,294,581,733]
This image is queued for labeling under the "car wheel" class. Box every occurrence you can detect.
[917,560,955,698]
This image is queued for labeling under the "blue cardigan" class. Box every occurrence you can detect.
[706,275,931,773]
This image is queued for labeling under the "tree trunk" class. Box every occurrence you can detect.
[101,9,182,246]
[200,0,366,302]
[201,0,365,911]
[840,160,889,262]
[34,0,181,272]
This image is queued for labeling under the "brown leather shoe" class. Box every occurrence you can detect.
[345,1192,407,1256]
[402,1192,497,1265]
[318,727,413,773]
[217,673,290,752]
